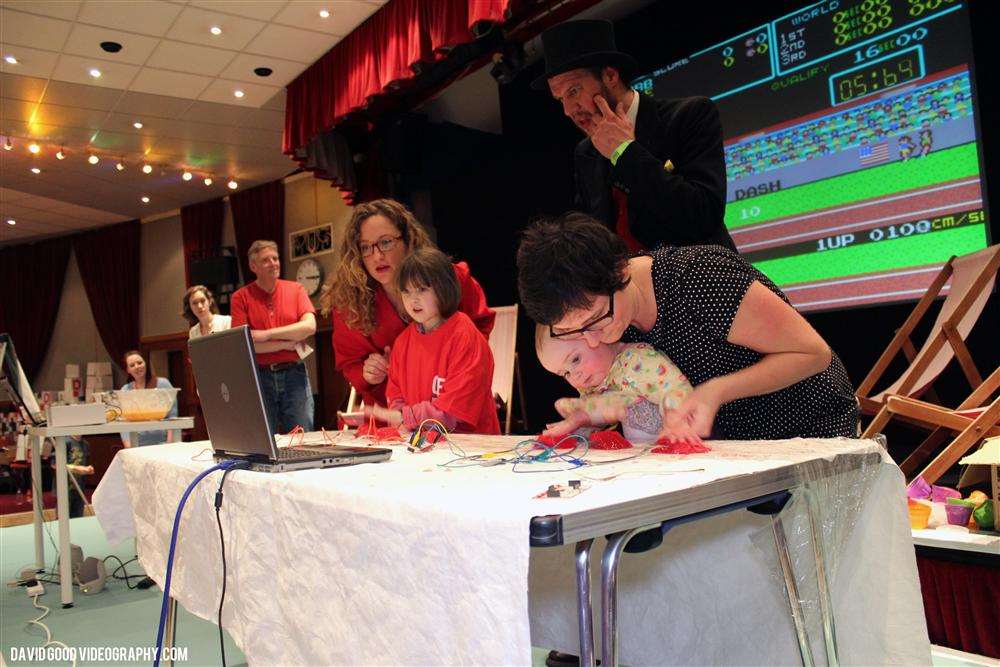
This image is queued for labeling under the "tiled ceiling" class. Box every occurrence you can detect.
[0,0,386,244]
[0,186,128,244]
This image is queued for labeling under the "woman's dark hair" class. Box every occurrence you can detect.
[395,247,462,320]
[122,350,156,387]
[181,285,218,326]
[517,212,630,324]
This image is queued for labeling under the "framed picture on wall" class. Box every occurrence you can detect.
[289,223,335,260]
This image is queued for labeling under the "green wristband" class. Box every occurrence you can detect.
[610,139,633,166]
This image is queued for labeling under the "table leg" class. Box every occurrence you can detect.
[54,436,73,608]
[31,435,44,571]
[771,515,814,667]
[805,491,839,667]
[575,539,596,667]
[601,527,642,667]
[163,596,178,666]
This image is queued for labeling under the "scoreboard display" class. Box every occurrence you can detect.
[633,0,989,311]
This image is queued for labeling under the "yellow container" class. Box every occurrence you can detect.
[908,499,931,530]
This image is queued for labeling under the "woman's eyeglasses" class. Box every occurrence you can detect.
[359,235,403,258]
[549,292,615,339]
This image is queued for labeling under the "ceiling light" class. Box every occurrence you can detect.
[30,167,41,174]
[233,89,245,99]
[89,68,102,78]
[319,9,330,18]
[210,26,222,36]
[182,171,192,181]
[28,142,40,154]
[142,163,152,174]
[133,121,143,129]
[141,196,150,203]
[227,179,238,190]
[56,148,65,160]
[203,177,213,186]
[88,154,99,165]
[3,138,12,150]
[116,160,125,171]
[4,55,17,65]
[5,219,15,226]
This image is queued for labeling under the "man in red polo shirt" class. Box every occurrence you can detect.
[231,240,317,433]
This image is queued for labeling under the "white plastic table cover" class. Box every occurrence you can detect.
[93,436,931,666]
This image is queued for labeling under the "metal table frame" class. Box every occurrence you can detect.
[26,418,194,607]
[530,452,879,667]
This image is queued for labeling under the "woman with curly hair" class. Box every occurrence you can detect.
[322,198,495,407]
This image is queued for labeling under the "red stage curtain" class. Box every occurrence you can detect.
[283,0,510,156]
[180,197,224,286]
[0,236,72,382]
[72,220,141,372]
[229,180,285,284]
[916,553,999,658]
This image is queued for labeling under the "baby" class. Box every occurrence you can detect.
[536,325,692,443]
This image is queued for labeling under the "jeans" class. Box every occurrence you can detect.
[257,363,314,434]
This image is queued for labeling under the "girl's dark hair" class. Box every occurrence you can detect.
[122,350,156,387]
[395,247,462,320]
[517,212,630,324]
[181,285,218,326]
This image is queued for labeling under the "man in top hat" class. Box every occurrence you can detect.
[534,19,736,252]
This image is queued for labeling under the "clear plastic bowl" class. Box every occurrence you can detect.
[101,388,179,422]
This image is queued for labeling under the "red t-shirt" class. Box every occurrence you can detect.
[231,279,315,365]
[386,311,500,434]
[332,261,495,406]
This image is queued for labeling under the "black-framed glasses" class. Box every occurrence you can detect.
[549,292,615,340]
[359,235,403,258]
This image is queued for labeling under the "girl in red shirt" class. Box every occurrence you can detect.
[372,247,500,434]
[323,199,494,407]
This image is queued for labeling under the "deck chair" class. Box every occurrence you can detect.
[858,245,1000,434]
[487,305,527,435]
[866,365,1000,485]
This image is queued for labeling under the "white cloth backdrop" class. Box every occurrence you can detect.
[93,436,930,666]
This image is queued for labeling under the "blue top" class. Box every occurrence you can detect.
[120,377,178,447]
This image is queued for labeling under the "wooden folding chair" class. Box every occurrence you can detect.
[858,245,1000,432]
[866,365,1000,485]
[487,305,527,435]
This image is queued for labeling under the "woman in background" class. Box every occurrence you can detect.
[120,350,178,447]
[183,284,231,340]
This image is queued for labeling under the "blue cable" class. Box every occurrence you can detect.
[153,460,243,667]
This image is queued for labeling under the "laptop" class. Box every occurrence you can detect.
[188,326,391,473]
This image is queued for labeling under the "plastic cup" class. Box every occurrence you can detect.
[908,499,931,530]
[944,503,973,526]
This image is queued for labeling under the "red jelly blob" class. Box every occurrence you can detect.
[651,438,711,454]
[589,431,633,450]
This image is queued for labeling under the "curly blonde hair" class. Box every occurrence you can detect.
[322,198,432,334]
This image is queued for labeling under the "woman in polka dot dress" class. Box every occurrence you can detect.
[517,213,860,442]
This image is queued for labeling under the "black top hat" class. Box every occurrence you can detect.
[531,20,639,91]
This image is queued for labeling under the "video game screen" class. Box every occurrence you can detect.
[633,0,989,310]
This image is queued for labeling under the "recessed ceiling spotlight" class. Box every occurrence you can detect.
[133,121,143,129]
[142,163,153,174]
[4,55,17,65]
[89,68,102,78]
[182,171,192,181]
[233,89,245,99]
[28,142,40,154]
[100,41,122,53]
[116,160,125,171]
[30,167,41,174]
[5,219,15,226]
[210,25,222,36]
[56,148,66,160]
[227,179,238,190]
[3,137,13,150]
[319,9,330,18]
[141,196,150,204]
[254,67,273,77]
[203,177,213,186]
[88,154,99,165]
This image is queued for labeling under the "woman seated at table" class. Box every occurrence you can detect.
[183,284,231,340]
[120,350,178,447]
[517,213,860,442]
[322,198,495,408]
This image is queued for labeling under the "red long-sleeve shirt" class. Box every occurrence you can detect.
[331,261,494,406]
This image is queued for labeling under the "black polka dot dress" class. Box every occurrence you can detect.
[621,246,860,440]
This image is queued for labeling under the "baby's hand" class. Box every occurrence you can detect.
[543,413,589,439]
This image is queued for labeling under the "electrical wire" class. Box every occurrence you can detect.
[213,461,251,667]
[102,555,146,589]
[27,593,77,667]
